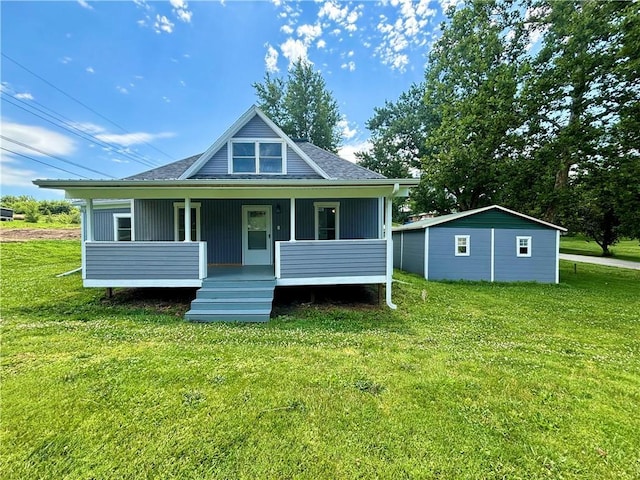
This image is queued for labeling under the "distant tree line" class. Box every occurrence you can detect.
[1,195,79,224]
[357,0,639,255]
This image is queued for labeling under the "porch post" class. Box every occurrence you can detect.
[85,199,94,242]
[378,197,384,239]
[385,196,397,309]
[290,197,296,241]
[184,197,191,242]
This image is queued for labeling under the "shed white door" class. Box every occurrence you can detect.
[242,205,272,265]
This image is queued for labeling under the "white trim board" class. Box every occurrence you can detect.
[277,275,386,286]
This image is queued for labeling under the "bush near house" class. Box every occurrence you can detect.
[1,240,638,479]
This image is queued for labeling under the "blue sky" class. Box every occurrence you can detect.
[1,0,452,199]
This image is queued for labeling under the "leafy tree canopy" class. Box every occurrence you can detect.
[254,60,342,152]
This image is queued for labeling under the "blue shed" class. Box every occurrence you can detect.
[393,205,567,283]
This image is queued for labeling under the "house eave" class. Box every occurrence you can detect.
[33,178,419,200]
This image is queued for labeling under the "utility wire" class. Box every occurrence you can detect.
[1,95,158,169]
[1,93,159,168]
[1,146,90,179]
[1,135,116,178]
[2,52,175,160]
[2,88,160,167]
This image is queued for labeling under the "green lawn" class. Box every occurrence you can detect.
[0,219,80,230]
[561,235,640,263]
[2,240,639,479]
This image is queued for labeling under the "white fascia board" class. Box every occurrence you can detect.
[394,204,567,232]
[277,275,386,286]
[84,279,203,288]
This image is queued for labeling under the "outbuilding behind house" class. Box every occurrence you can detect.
[393,205,566,284]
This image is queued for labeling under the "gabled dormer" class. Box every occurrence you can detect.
[180,105,329,180]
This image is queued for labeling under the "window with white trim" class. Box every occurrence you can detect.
[173,203,201,241]
[315,202,339,240]
[229,140,285,174]
[455,235,470,256]
[517,236,532,257]
[113,214,132,241]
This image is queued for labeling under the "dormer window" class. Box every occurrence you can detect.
[229,140,285,174]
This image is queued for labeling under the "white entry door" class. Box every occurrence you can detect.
[242,205,272,265]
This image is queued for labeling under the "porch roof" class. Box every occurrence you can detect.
[33,177,419,200]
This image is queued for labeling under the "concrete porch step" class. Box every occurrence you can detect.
[195,286,275,299]
[189,297,272,310]
[185,309,271,323]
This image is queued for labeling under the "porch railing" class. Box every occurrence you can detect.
[83,241,207,287]
[275,239,387,285]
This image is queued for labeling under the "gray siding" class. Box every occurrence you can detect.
[295,198,379,240]
[428,227,492,281]
[85,242,202,280]
[400,229,425,276]
[89,207,130,241]
[135,198,380,264]
[494,229,556,283]
[279,240,386,278]
[393,231,402,267]
[194,114,320,178]
[235,114,278,138]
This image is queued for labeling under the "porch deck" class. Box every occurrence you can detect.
[205,265,275,281]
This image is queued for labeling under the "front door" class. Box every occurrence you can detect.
[242,205,272,265]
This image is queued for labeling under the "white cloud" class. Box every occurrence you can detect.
[280,38,308,66]
[375,0,436,72]
[116,86,129,94]
[77,0,93,10]
[317,39,326,49]
[14,92,34,100]
[341,61,356,72]
[180,80,187,87]
[67,122,105,134]
[297,23,323,44]
[337,118,357,139]
[338,140,372,164]
[60,56,72,64]
[265,44,279,73]
[2,122,76,157]
[162,96,171,103]
[95,131,175,147]
[154,14,174,34]
[86,66,95,74]
[281,24,294,35]
[171,0,193,23]
[0,122,77,184]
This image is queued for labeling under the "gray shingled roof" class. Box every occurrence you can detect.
[122,141,386,181]
[295,142,386,179]
[124,153,201,180]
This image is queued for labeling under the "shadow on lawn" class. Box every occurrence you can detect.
[12,284,411,333]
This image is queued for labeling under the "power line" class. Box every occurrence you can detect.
[1,95,158,169]
[2,52,175,160]
[2,88,161,167]
[1,135,116,178]
[1,146,90,179]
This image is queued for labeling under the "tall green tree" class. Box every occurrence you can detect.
[518,0,640,250]
[254,60,342,152]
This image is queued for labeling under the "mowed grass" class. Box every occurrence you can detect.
[561,235,640,262]
[1,241,639,479]
[0,219,80,230]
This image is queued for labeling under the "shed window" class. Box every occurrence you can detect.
[113,214,132,241]
[230,140,284,174]
[455,235,470,256]
[315,202,340,240]
[517,236,532,257]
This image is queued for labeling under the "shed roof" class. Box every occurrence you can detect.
[394,205,567,232]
